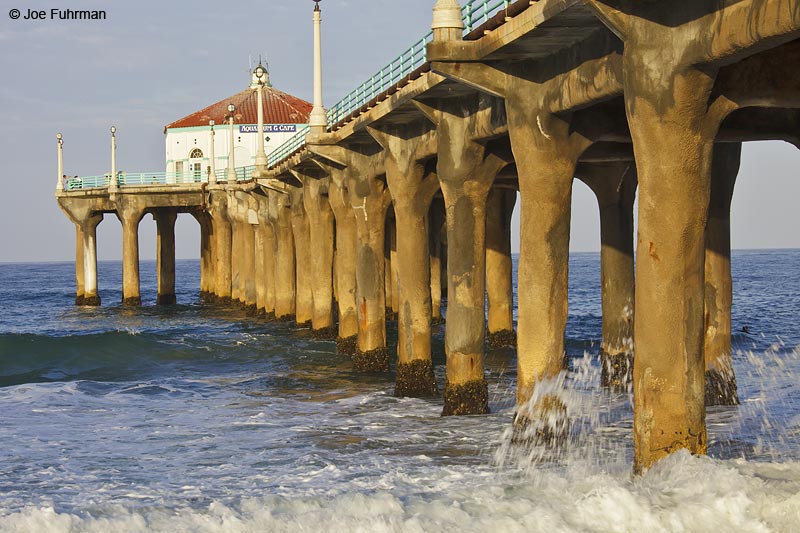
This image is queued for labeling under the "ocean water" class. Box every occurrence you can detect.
[0,251,799,532]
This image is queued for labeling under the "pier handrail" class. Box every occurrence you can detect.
[267,124,311,168]
[267,0,511,170]
[65,165,259,191]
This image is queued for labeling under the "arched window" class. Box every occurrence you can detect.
[188,149,204,181]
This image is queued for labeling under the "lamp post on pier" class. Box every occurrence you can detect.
[227,104,237,182]
[309,0,327,134]
[254,63,268,175]
[109,126,118,192]
[56,133,64,192]
[208,120,217,185]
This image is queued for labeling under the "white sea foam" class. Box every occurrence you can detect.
[2,453,799,532]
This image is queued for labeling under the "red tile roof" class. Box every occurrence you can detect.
[165,85,312,131]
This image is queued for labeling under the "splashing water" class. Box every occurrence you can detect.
[0,253,799,531]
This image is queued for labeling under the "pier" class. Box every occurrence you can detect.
[55,0,800,473]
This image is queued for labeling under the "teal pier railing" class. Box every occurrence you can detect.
[267,124,310,168]
[65,165,259,191]
[65,175,110,190]
[120,172,202,186]
[266,0,512,170]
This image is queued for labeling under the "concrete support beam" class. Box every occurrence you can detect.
[704,143,742,406]
[193,210,215,301]
[485,187,517,349]
[255,194,276,319]
[328,177,359,355]
[416,94,508,415]
[586,0,800,67]
[509,108,591,440]
[578,162,637,389]
[118,205,144,306]
[384,221,394,320]
[242,220,257,313]
[307,141,390,372]
[429,198,446,325]
[289,185,313,328]
[349,172,392,371]
[430,30,623,116]
[81,214,102,307]
[210,193,233,304]
[262,215,277,320]
[625,63,720,472]
[230,220,244,305]
[388,215,400,320]
[270,190,296,321]
[295,173,336,338]
[369,122,440,397]
[153,209,178,306]
[74,225,85,305]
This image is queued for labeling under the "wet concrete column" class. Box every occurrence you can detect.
[75,224,85,305]
[429,197,445,324]
[193,210,215,300]
[270,191,296,321]
[507,108,591,440]
[704,143,742,406]
[414,97,508,415]
[300,177,336,338]
[626,66,718,472]
[388,215,400,319]
[350,181,392,372]
[211,208,232,304]
[254,217,267,315]
[81,214,103,306]
[304,141,389,370]
[254,194,274,318]
[289,186,313,328]
[328,179,358,354]
[578,162,637,389]
[485,187,517,349]
[439,177,496,414]
[230,221,244,305]
[261,207,277,320]
[369,124,440,397]
[242,221,257,313]
[384,218,394,320]
[154,209,178,305]
[119,207,144,306]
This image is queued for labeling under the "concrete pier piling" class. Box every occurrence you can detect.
[349,171,392,372]
[369,123,440,397]
[485,187,517,349]
[327,176,359,355]
[415,95,508,416]
[578,162,637,390]
[74,225,85,305]
[153,209,177,305]
[272,191,296,322]
[57,0,797,473]
[194,210,215,301]
[255,194,277,320]
[298,174,336,339]
[705,143,742,407]
[81,214,102,307]
[428,198,445,325]
[289,185,313,328]
[211,205,232,305]
[119,205,143,306]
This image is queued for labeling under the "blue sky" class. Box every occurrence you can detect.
[0,0,798,262]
